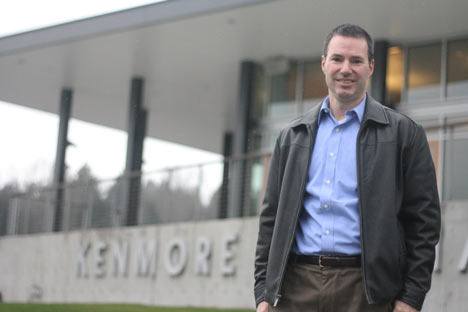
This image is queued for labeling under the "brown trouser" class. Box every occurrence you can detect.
[270,262,393,312]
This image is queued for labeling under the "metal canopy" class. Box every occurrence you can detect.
[1,0,468,153]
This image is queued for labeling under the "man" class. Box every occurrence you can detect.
[254,24,440,312]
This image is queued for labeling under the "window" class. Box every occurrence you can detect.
[267,61,297,119]
[303,60,328,101]
[386,46,403,106]
[444,122,468,200]
[407,44,441,102]
[447,38,468,98]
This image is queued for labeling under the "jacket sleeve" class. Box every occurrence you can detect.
[397,124,441,311]
[254,134,282,306]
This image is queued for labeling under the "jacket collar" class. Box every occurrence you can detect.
[290,94,389,129]
[364,96,389,125]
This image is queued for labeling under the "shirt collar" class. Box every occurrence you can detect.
[319,94,367,124]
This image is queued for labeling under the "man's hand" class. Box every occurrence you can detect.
[393,300,419,312]
[256,301,269,312]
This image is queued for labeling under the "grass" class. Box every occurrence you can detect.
[0,304,254,312]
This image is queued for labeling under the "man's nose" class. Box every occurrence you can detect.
[340,60,352,74]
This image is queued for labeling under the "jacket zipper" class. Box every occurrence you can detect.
[274,124,315,307]
[356,121,372,303]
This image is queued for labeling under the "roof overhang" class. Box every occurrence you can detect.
[1,0,468,153]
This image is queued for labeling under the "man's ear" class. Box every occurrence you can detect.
[369,59,375,76]
[321,55,326,73]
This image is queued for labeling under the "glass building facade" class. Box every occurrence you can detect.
[247,36,468,210]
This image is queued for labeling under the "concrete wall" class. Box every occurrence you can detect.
[0,202,467,310]
[424,201,468,312]
[0,217,259,309]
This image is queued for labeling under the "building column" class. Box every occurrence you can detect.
[370,40,389,106]
[228,60,256,218]
[124,77,147,226]
[52,88,73,232]
[219,131,233,219]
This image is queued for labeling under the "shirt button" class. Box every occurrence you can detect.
[329,152,334,157]
[325,230,330,235]
[323,204,329,209]
[335,128,341,133]
[325,179,331,184]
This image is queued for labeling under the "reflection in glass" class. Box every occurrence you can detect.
[248,60,297,153]
[248,159,265,216]
[447,38,468,98]
[267,61,297,119]
[303,60,328,101]
[407,44,441,102]
[445,134,468,200]
[386,46,403,106]
[252,65,268,120]
[427,139,441,190]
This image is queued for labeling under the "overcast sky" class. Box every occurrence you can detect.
[0,0,223,200]
[0,0,166,37]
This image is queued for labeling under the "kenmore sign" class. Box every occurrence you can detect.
[76,233,239,279]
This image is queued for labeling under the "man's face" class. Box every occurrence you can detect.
[321,35,374,105]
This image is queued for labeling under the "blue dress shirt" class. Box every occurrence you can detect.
[293,96,366,256]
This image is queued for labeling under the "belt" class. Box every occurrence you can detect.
[289,254,361,268]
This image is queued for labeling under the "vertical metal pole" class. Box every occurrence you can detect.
[402,46,409,106]
[438,116,447,201]
[440,39,448,101]
[435,115,447,274]
[53,88,73,232]
[443,124,454,201]
[124,77,147,226]
[229,61,256,218]
[371,40,389,106]
[219,132,233,219]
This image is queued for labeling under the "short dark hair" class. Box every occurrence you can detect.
[323,24,374,61]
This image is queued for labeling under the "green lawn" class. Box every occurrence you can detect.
[0,304,254,312]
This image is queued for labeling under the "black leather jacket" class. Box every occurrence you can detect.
[254,96,441,311]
